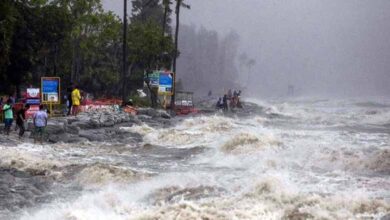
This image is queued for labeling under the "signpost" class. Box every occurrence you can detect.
[41,77,61,116]
[148,71,160,87]
[26,88,40,99]
[158,72,174,95]
[146,70,175,109]
[26,88,41,119]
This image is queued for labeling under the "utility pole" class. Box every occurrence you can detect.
[170,0,189,112]
[171,0,181,112]
[122,0,128,103]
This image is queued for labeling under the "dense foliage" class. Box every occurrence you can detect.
[0,0,247,101]
[0,0,173,99]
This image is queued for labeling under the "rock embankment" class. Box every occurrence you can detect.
[24,108,172,143]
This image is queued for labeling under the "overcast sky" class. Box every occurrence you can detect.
[103,0,390,98]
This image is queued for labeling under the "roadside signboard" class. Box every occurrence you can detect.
[25,88,41,118]
[145,70,175,98]
[148,71,160,87]
[41,77,60,104]
[26,99,41,105]
[158,72,173,95]
[26,88,40,99]
[26,105,39,119]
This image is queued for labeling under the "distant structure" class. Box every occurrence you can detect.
[287,84,295,96]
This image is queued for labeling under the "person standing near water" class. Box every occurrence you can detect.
[66,86,73,116]
[16,104,30,138]
[33,105,48,144]
[222,94,228,112]
[2,99,13,135]
[71,85,81,116]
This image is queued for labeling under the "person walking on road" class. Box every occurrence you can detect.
[33,105,48,144]
[16,104,30,138]
[2,99,13,135]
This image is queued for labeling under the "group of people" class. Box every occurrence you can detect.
[216,89,243,111]
[65,85,82,116]
[1,85,82,144]
[2,97,48,144]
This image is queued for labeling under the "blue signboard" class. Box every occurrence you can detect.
[145,71,174,95]
[26,99,41,105]
[159,73,172,86]
[159,72,173,94]
[41,77,60,104]
[42,79,59,93]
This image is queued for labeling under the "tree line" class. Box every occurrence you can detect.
[0,0,253,101]
[0,0,176,99]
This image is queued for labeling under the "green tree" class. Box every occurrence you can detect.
[0,0,18,92]
[79,11,122,97]
[52,0,123,97]
[0,0,72,96]
[126,21,174,106]
[131,0,168,27]
[0,0,180,103]
[53,0,103,83]
[0,1,18,73]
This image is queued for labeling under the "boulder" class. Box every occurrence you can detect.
[137,108,171,119]
[128,115,143,125]
[88,118,101,128]
[71,121,95,129]
[66,124,80,135]
[157,110,171,119]
[45,123,66,135]
[137,108,158,117]
[78,130,107,142]
[137,115,153,122]
[66,135,89,143]
[48,133,69,143]
[99,113,115,127]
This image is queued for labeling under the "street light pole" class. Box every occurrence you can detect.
[171,0,181,112]
[122,0,128,103]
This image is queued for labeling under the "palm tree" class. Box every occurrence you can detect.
[162,0,171,35]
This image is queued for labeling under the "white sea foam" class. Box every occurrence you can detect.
[20,176,389,220]
[4,98,390,219]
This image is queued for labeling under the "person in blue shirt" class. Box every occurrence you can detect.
[33,105,48,144]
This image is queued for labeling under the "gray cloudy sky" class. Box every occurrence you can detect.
[103,0,390,97]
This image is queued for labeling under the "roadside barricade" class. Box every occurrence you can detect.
[80,98,137,115]
[123,106,137,115]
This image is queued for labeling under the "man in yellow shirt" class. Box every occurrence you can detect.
[71,86,81,116]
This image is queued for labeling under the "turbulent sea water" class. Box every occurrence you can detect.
[0,98,389,220]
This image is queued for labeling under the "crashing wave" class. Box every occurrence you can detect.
[221,133,281,154]
[0,147,68,179]
[76,163,150,187]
